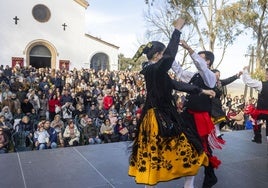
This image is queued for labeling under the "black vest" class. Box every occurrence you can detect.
[184,73,212,112]
[257,81,268,110]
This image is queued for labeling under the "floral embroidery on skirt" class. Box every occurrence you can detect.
[128,109,209,185]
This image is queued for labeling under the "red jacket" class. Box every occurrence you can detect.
[48,99,61,113]
[103,95,113,110]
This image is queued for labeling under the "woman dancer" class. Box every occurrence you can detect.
[128,18,215,188]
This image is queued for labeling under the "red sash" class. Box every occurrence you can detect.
[188,109,225,168]
[244,105,268,130]
[244,105,268,120]
[188,110,214,137]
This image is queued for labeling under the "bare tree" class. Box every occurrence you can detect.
[225,0,268,79]
[143,0,244,68]
[118,54,146,71]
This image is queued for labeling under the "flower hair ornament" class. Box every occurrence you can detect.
[132,42,153,62]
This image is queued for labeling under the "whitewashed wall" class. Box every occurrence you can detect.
[0,0,118,70]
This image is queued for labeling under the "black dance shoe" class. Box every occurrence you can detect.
[202,166,218,188]
[202,175,217,188]
[251,137,262,144]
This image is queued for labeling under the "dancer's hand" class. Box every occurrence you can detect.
[179,40,190,50]
[202,89,216,98]
[237,71,243,77]
[179,40,194,54]
[173,18,185,31]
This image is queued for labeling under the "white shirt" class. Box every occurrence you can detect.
[172,52,216,88]
[242,69,262,93]
[34,130,50,144]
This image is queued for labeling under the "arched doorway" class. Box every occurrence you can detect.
[90,53,109,71]
[25,39,57,69]
[29,45,51,68]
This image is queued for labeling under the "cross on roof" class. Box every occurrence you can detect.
[62,23,67,31]
[13,16,19,24]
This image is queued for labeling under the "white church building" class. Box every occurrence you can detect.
[0,0,119,71]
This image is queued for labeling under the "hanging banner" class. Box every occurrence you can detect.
[11,57,24,68]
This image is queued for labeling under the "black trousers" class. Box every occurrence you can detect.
[254,114,268,142]
[203,144,218,188]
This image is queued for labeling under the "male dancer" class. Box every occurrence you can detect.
[211,69,242,138]
[172,40,222,188]
[242,66,268,144]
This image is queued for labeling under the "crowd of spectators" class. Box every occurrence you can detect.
[223,93,256,131]
[0,63,256,154]
[0,63,152,153]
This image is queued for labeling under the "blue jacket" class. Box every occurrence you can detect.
[46,127,57,143]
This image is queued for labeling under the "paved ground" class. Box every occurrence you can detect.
[0,129,267,188]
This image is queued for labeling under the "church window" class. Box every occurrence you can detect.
[32,4,51,23]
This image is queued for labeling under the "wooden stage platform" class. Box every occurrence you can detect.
[0,129,267,188]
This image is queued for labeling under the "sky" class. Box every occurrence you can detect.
[85,0,147,58]
[85,0,252,79]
